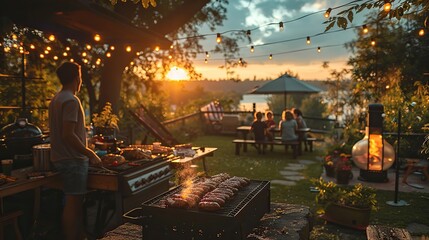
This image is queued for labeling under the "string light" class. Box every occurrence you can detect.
[106,52,111,57]
[383,1,391,12]
[246,30,251,36]
[371,39,376,46]
[82,52,87,57]
[65,47,70,51]
[63,52,68,56]
[250,45,254,53]
[204,58,208,63]
[53,56,58,60]
[48,34,55,41]
[418,29,425,36]
[317,46,321,53]
[125,45,132,52]
[269,54,272,60]
[46,46,52,51]
[324,8,332,18]
[12,34,17,40]
[39,53,44,58]
[238,58,243,64]
[110,46,115,51]
[12,43,18,48]
[70,58,74,62]
[155,46,160,51]
[216,33,222,43]
[205,51,210,58]
[362,25,369,34]
[168,55,172,59]
[30,44,35,49]
[306,36,311,44]
[86,44,92,50]
[44,50,49,54]
[279,22,284,31]
[94,34,101,42]
[170,45,174,49]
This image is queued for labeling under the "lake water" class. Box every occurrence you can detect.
[239,94,270,112]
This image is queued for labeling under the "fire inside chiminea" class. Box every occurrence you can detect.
[352,103,395,182]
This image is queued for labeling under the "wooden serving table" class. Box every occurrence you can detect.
[169,147,217,174]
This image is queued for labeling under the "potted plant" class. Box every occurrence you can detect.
[335,154,353,184]
[92,102,119,136]
[312,178,378,230]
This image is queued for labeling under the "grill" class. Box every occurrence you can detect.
[86,156,173,236]
[129,179,270,240]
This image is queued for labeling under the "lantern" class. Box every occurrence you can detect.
[352,103,395,182]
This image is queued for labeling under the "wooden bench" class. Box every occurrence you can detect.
[274,137,318,153]
[232,139,299,158]
[366,225,412,240]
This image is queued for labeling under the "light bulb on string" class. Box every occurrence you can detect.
[66,47,70,51]
[168,55,172,59]
[216,33,222,44]
[170,45,174,49]
[48,34,55,41]
[94,34,101,42]
[53,56,58,60]
[30,44,35,50]
[110,46,115,51]
[204,59,208,64]
[12,43,18,49]
[205,51,210,58]
[39,54,44,58]
[371,39,376,46]
[106,52,112,57]
[70,58,74,62]
[362,25,369,34]
[279,22,284,31]
[46,46,52,51]
[324,8,332,18]
[83,58,88,64]
[44,50,49,54]
[154,46,160,51]
[306,36,311,45]
[383,1,391,12]
[125,45,132,52]
[317,47,321,53]
[269,54,272,60]
[250,46,254,53]
[238,58,242,64]
[246,30,251,36]
[63,52,68,56]
[86,44,92,50]
[12,34,17,40]
[418,29,425,36]
[82,52,87,57]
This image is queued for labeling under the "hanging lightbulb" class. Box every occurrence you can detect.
[216,33,222,43]
[418,29,425,36]
[39,54,44,58]
[110,45,115,51]
[82,52,87,57]
[63,52,68,57]
[324,8,332,18]
[205,51,210,58]
[94,34,101,42]
[83,58,88,63]
[126,45,132,52]
[154,46,160,51]
[96,58,101,65]
[383,1,391,12]
[46,46,52,51]
[70,58,74,62]
[246,30,251,36]
[12,34,17,40]
[317,47,321,53]
[362,24,369,34]
[66,47,71,51]
[269,54,272,60]
[30,44,35,50]
[86,44,92,50]
[48,34,55,41]
[238,58,242,64]
[170,45,174,49]
[44,50,49,54]
[106,52,111,57]
[306,36,311,45]
[204,58,208,64]
[53,56,58,60]
[168,55,172,59]
[279,22,284,31]
[250,46,254,53]
[12,43,18,49]
[371,39,376,46]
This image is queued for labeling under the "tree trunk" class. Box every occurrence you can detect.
[98,50,133,113]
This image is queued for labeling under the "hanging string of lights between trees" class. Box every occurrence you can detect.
[0,0,426,68]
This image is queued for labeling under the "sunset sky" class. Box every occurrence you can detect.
[186,0,370,81]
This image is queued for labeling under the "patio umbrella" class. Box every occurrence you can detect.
[250,74,321,109]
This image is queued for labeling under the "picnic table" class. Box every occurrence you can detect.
[235,126,315,154]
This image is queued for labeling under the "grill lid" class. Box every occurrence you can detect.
[0,118,43,141]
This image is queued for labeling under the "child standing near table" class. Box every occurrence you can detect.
[250,111,268,154]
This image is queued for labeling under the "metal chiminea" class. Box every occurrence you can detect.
[352,103,395,182]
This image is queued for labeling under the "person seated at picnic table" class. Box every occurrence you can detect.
[279,110,298,143]
[292,108,309,151]
[250,111,268,154]
[264,110,276,151]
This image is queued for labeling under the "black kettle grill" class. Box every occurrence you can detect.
[0,118,47,168]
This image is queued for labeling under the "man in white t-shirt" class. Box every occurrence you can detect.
[49,61,102,240]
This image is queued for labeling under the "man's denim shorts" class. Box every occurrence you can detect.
[53,159,89,195]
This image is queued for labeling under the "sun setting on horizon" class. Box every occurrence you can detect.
[166,67,189,81]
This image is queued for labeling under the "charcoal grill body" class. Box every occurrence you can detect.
[140,180,270,240]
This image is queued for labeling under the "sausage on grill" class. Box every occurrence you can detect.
[198,201,221,211]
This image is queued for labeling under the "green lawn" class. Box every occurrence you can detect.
[191,134,429,239]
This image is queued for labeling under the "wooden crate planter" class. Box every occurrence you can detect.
[322,203,371,230]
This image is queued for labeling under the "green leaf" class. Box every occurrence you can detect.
[357,4,367,13]
[347,11,354,23]
[325,21,335,32]
[337,17,348,29]
[367,3,373,9]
